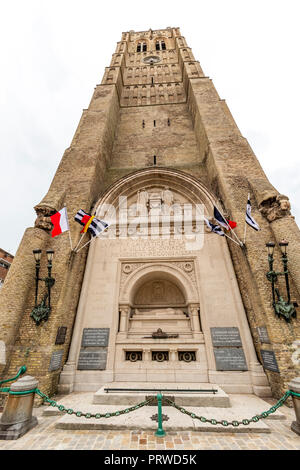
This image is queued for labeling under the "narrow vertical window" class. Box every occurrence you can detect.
[153,120,156,127]
[153,155,157,165]
[142,120,145,128]
[167,118,170,126]
[161,41,166,50]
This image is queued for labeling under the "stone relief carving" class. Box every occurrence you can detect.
[34,204,56,231]
[137,189,149,215]
[259,193,291,222]
[134,279,185,306]
[120,260,196,289]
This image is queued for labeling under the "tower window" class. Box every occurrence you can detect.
[153,120,156,127]
[137,42,147,52]
[156,40,167,51]
[153,155,157,165]
[167,118,170,126]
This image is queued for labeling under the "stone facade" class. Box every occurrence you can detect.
[0,27,299,400]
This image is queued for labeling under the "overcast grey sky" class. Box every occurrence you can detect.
[1,0,299,255]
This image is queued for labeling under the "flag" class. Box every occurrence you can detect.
[204,217,225,236]
[227,220,237,230]
[213,206,236,230]
[245,198,260,231]
[75,209,109,237]
[87,217,109,237]
[74,209,93,233]
[50,207,69,238]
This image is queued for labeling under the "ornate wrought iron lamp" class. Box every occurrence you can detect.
[30,249,55,325]
[266,240,297,322]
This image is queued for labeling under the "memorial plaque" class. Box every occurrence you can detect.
[55,326,67,345]
[214,348,248,371]
[257,326,270,344]
[261,350,279,373]
[81,328,110,347]
[49,350,64,372]
[211,327,242,347]
[77,349,108,370]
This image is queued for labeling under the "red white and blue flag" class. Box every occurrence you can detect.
[213,206,237,230]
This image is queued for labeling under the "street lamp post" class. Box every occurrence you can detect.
[266,240,297,322]
[30,250,55,326]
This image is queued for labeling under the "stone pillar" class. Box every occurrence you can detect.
[289,376,300,436]
[170,349,177,362]
[118,305,130,339]
[0,375,38,440]
[143,348,151,362]
[189,304,202,339]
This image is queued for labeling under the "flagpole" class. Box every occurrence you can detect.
[223,232,242,247]
[73,233,86,252]
[215,202,243,246]
[64,204,73,251]
[68,230,73,251]
[243,193,250,244]
[75,237,94,253]
[75,224,111,253]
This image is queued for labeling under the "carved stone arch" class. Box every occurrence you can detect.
[119,262,199,306]
[94,167,218,219]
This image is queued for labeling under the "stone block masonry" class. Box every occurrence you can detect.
[0,27,299,400]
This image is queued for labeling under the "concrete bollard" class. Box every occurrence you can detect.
[288,376,300,436]
[0,375,38,440]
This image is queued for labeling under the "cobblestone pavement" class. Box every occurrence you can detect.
[0,397,299,450]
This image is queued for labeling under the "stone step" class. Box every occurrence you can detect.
[93,382,230,407]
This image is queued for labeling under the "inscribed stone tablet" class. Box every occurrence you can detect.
[261,350,279,373]
[211,327,242,347]
[214,348,248,371]
[49,350,64,372]
[257,327,270,344]
[55,327,67,345]
[81,328,110,347]
[77,349,108,370]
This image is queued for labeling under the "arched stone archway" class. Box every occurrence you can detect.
[59,167,270,393]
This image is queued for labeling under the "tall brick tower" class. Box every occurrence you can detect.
[0,28,299,400]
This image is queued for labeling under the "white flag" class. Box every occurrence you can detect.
[245,198,260,231]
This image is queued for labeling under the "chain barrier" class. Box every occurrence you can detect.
[163,391,300,427]
[0,366,300,426]
[34,388,156,418]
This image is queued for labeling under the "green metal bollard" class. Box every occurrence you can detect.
[155,392,166,437]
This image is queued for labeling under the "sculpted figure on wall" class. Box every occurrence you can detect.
[34,204,56,231]
[161,186,174,214]
[259,193,291,222]
[137,189,149,215]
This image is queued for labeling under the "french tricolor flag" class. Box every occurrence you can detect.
[50,207,70,238]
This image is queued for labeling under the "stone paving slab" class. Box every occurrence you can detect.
[54,404,271,433]
[0,397,299,450]
[93,382,230,407]
[41,393,289,433]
